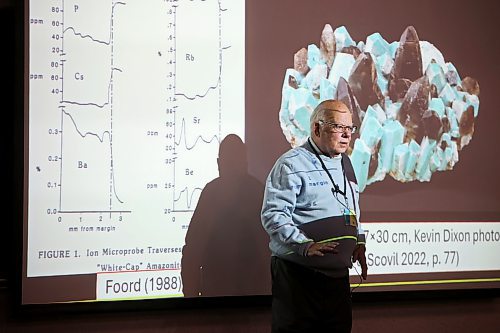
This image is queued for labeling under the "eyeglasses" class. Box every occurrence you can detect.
[319,120,358,134]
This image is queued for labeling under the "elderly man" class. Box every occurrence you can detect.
[261,99,367,333]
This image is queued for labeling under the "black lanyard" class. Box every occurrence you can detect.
[307,138,357,215]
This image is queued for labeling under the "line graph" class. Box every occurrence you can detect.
[27,0,245,278]
[57,0,126,214]
[173,186,204,211]
[169,0,234,213]
[174,118,220,151]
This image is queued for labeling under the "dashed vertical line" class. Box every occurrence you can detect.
[109,0,115,215]
[218,0,222,143]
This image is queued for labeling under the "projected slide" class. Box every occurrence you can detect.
[24,0,500,305]
[276,23,500,288]
[27,0,244,300]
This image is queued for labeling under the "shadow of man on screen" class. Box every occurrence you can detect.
[181,134,271,297]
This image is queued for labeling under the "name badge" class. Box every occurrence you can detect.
[344,208,357,227]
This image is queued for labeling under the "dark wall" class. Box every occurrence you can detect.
[2,291,500,332]
[0,1,17,283]
[4,1,500,332]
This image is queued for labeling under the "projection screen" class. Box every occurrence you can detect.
[23,0,500,304]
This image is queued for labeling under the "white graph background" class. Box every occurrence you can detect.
[27,0,245,277]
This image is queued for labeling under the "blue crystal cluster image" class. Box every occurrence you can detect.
[279,25,480,192]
